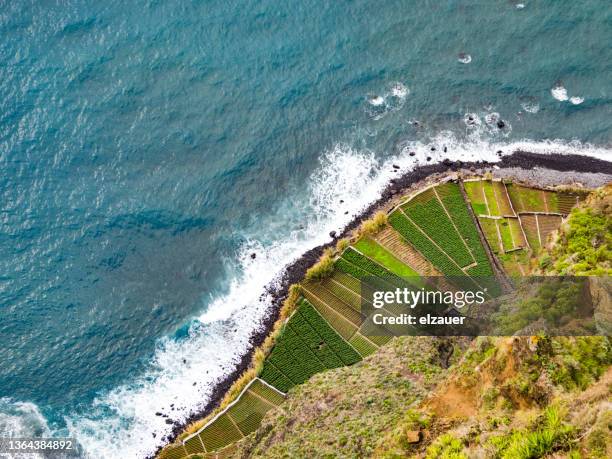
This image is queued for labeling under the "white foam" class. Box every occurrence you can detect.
[551,84,569,101]
[516,3,525,9]
[485,112,501,126]
[458,53,472,64]
[0,398,51,459]
[367,95,384,106]
[390,82,409,99]
[464,113,481,127]
[521,101,540,113]
[569,96,584,105]
[31,134,611,458]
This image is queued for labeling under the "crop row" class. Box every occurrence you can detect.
[341,248,406,287]
[302,291,357,340]
[464,181,488,215]
[492,181,514,215]
[437,183,492,270]
[353,237,421,280]
[348,333,378,357]
[160,443,188,459]
[267,340,313,385]
[226,392,271,435]
[320,276,362,311]
[259,361,294,393]
[334,257,397,293]
[498,219,514,251]
[556,192,581,214]
[302,282,363,325]
[519,215,540,250]
[478,217,501,254]
[288,311,345,369]
[537,215,563,243]
[199,413,243,452]
[402,190,473,267]
[282,325,327,375]
[299,300,362,365]
[183,435,205,455]
[507,184,547,213]
[388,210,464,277]
[482,181,500,216]
[248,379,285,406]
[508,218,526,247]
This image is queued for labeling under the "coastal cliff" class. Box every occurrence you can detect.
[157,153,612,459]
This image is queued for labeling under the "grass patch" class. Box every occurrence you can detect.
[353,237,422,284]
[482,181,500,216]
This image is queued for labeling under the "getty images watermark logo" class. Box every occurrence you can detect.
[371,287,487,309]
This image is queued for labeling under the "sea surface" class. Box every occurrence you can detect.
[0,1,610,457]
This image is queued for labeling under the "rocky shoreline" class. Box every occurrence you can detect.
[153,150,612,457]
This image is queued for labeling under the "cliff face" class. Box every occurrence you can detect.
[231,337,611,459]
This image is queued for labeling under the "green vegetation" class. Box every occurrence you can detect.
[353,237,422,282]
[233,337,447,458]
[507,184,547,212]
[425,433,466,459]
[498,218,514,251]
[199,413,243,451]
[341,247,410,286]
[305,248,334,281]
[479,217,501,253]
[402,189,474,267]
[349,333,378,357]
[489,405,575,459]
[543,186,611,275]
[483,180,500,216]
[388,210,464,277]
[492,278,599,335]
[507,218,525,247]
[464,180,488,215]
[437,182,494,276]
[259,299,361,393]
[519,214,540,251]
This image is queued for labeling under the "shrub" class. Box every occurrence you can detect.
[305,248,335,281]
[425,433,466,459]
[335,238,350,252]
[359,211,388,237]
[492,405,575,459]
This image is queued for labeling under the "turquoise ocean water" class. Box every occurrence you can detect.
[0,1,610,457]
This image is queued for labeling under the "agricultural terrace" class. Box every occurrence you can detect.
[159,178,585,459]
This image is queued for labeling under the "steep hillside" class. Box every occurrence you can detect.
[233,335,610,459]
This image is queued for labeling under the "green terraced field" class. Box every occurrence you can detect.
[227,391,272,435]
[401,189,474,267]
[388,210,465,277]
[353,237,421,281]
[464,180,488,215]
[162,179,578,459]
[248,379,286,406]
[199,414,244,452]
[507,218,526,248]
[498,219,514,251]
[436,183,494,275]
[507,184,548,212]
[482,181,500,216]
